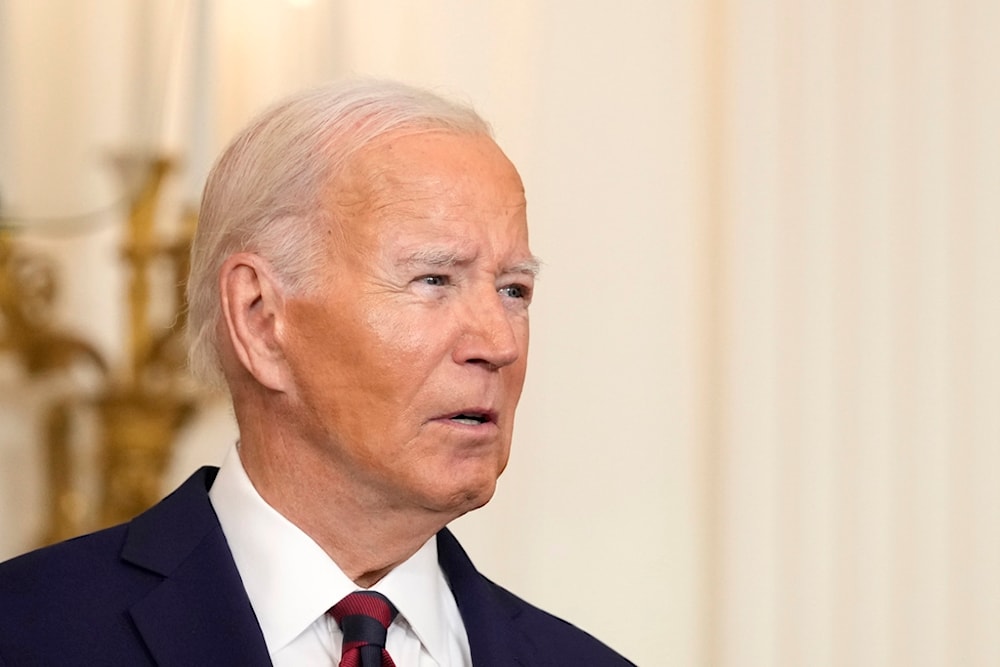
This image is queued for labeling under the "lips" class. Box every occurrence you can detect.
[432,409,498,426]
[451,413,490,425]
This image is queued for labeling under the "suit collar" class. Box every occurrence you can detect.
[437,528,542,667]
[117,469,550,666]
[121,467,272,666]
[120,467,221,575]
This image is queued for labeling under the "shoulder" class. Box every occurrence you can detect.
[0,521,159,662]
[487,580,637,666]
[436,529,635,666]
[0,467,223,663]
[0,521,131,592]
[0,466,220,599]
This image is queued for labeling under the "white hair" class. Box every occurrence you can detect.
[185,80,493,387]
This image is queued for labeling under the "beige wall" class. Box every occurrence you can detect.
[2,2,999,666]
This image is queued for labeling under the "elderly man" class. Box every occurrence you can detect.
[0,81,633,666]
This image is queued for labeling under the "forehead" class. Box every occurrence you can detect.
[328,130,530,258]
[333,131,523,215]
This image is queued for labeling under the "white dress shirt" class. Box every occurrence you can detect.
[208,444,472,666]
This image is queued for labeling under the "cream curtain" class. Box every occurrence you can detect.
[704,1,1000,666]
[2,2,998,665]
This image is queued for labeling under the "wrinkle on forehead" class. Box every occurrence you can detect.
[328,130,525,226]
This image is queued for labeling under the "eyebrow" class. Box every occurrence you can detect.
[506,256,543,277]
[399,248,543,277]
[400,247,472,268]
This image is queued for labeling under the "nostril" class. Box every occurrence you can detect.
[465,357,501,371]
[453,317,521,369]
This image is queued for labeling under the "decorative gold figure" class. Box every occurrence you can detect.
[0,157,201,543]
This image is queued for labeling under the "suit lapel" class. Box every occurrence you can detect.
[118,473,550,666]
[121,467,271,667]
[437,528,546,667]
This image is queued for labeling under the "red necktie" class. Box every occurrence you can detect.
[328,591,398,667]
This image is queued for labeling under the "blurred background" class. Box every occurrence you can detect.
[1,1,998,665]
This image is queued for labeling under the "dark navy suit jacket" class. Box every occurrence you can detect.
[0,467,633,666]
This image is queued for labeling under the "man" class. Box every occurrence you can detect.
[0,81,633,666]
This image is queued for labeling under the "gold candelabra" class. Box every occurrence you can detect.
[0,157,202,543]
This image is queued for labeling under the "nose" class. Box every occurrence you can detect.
[452,291,522,370]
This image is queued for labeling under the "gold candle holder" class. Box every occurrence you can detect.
[1,155,202,543]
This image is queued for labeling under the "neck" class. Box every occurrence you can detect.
[236,429,451,588]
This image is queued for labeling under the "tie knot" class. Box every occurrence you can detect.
[329,591,398,629]
[329,591,399,667]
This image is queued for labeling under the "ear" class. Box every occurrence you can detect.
[218,253,290,391]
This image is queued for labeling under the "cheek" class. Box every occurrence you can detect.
[362,300,465,369]
[511,321,530,378]
[507,334,530,403]
[349,304,460,407]
[363,306,430,357]
[285,300,385,400]
[506,361,529,406]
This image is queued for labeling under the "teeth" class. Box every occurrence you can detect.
[452,414,486,424]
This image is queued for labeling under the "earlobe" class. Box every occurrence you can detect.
[219,253,290,391]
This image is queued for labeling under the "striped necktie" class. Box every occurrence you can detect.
[329,591,398,667]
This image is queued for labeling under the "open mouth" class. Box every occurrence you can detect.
[450,412,491,426]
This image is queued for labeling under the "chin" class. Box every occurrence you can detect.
[412,448,508,517]
[433,475,499,519]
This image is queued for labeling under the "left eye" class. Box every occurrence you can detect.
[499,284,527,299]
[419,275,449,286]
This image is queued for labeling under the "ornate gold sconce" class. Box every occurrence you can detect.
[0,157,202,543]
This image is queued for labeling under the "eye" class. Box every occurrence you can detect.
[418,274,450,287]
[499,283,531,301]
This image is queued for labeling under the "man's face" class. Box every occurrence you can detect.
[280,130,535,519]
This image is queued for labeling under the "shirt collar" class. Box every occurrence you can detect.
[371,535,450,663]
[208,444,453,663]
